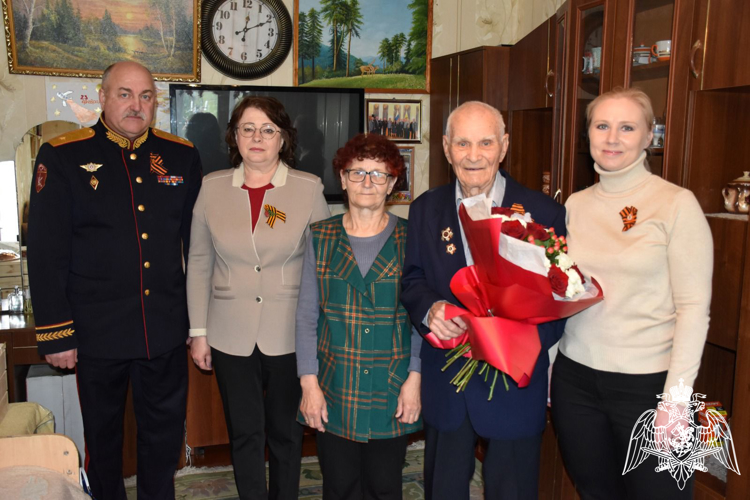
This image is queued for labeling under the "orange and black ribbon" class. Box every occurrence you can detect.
[150,153,167,175]
[264,204,286,228]
[620,206,638,232]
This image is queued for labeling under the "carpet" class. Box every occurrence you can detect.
[125,447,484,499]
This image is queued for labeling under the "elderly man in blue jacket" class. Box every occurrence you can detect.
[401,101,565,500]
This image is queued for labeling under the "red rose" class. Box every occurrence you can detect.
[501,220,528,240]
[548,265,569,296]
[571,265,586,284]
[526,222,550,241]
[491,207,515,217]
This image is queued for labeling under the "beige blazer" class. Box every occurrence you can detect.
[186,163,330,356]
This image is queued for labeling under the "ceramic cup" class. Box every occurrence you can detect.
[651,40,671,61]
[633,45,651,65]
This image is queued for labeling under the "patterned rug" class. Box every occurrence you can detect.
[125,447,484,499]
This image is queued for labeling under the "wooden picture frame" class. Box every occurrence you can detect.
[2,0,201,81]
[365,98,421,143]
[388,145,414,205]
[293,0,432,93]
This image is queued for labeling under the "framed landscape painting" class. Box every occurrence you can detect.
[294,0,432,93]
[2,0,200,81]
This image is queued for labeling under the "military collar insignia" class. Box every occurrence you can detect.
[102,118,149,150]
[264,204,286,229]
[80,162,103,172]
[441,227,453,242]
[620,206,638,232]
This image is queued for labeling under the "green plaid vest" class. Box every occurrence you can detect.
[309,214,421,441]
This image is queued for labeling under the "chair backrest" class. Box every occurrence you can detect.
[0,433,80,485]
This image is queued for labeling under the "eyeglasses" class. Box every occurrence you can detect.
[344,169,392,185]
[237,124,280,140]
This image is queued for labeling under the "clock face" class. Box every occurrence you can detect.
[201,0,292,80]
[212,0,279,64]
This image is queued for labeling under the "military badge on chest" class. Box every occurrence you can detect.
[80,162,103,191]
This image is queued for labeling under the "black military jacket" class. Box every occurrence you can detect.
[27,118,202,359]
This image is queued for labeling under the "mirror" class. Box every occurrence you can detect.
[0,121,81,307]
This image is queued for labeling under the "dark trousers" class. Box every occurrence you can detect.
[423,416,543,500]
[551,352,694,500]
[76,344,187,500]
[316,431,409,500]
[211,347,303,500]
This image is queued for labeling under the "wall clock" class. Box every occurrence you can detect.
[201,0,293,80]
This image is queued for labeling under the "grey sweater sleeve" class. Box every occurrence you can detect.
[409,325,422,373]
[295,235,320,377]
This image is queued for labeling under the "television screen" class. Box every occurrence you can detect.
[169,84,364,203]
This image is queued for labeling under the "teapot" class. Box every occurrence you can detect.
[722,172,750,214]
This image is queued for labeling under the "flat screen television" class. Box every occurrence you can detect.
[169,84,365,203]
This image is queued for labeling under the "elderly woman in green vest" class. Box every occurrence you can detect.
[296,133,422,499]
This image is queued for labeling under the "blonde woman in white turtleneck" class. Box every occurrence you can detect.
[551,88,713,500]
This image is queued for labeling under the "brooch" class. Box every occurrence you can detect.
[264,204,286,228]
[79,162,103,172]
[441,227,453,241]
[446,243,456,255]
[620,206,638,232]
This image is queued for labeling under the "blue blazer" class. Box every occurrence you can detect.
[401,170,566,440]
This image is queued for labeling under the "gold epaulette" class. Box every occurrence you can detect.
[49,128,95,147]
[153,128,194,147]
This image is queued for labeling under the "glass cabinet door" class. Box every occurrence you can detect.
[570,3,605,196]
[626,0,675,178]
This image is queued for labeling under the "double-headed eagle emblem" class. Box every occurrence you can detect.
[623,379,740,490]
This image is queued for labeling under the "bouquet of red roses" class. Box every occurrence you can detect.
[426,195,603,399]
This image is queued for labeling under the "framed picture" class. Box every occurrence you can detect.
[366,99,421,143]
[388,146,415,205]
[2,0,201,81]
[293,0,432,93]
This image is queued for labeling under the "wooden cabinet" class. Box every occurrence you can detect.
[509,19,555,111]
[428,46,510,188]
[690,0,750,91]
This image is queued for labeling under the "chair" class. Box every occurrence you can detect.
[0,434,81,486]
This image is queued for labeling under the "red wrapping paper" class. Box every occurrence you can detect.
[426,204,603,388]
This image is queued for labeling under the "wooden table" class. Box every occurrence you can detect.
[0,313,44,402]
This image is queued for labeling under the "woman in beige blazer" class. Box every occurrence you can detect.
[186,96,330,500]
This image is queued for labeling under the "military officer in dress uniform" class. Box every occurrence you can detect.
[27,61,202,500]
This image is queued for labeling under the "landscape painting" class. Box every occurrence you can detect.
[294,0,431,92]
[3,0,200,81]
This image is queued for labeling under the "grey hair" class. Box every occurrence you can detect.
[445,101,506,138]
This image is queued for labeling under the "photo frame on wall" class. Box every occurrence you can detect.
[366,99,421,143]
[2,0,201,81]
[294,0,432,93]
[388,146,415,205]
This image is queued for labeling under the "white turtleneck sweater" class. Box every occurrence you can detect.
[560,152,713,395]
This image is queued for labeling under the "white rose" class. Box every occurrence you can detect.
[555,252,574,271]
[565,268,585,298]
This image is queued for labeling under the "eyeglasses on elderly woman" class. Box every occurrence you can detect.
[344,169,393,184]
[237,123,281,139]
